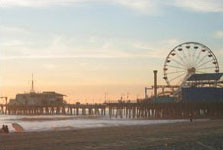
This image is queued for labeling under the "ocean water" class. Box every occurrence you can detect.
[0,115,187,132]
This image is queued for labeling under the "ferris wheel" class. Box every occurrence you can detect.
[163,42,219,88]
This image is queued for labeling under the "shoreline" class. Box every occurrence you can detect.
[2,115,197,132]
[1,119,223,149]
[9,118,209,133]
[6,118,209,133]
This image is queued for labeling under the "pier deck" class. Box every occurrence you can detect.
[0,102,223,119]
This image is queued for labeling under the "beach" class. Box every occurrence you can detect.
[0,120,223,150]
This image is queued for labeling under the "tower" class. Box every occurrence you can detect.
[153,70,158,99]
[30,74,35,93]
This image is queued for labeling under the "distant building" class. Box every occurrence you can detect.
[182,73,223,102]
[8,75,66,106]
[9,91,66,106]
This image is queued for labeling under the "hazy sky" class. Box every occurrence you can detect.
[0,0,223,103]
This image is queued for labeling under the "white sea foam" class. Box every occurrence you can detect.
[0,115,188,132]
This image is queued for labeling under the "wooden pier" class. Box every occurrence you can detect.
[0,102,223,119]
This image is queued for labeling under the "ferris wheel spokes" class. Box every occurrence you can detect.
[163,42,219,92]
[197,59,214,69]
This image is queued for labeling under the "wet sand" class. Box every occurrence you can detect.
[1,120,223,150]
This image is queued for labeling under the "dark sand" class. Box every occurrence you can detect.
[1,120,223,150]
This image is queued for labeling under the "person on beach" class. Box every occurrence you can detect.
[1,124,9,133]
[5,125,9,133]
[189,113,193,122]
[1,125,5,133]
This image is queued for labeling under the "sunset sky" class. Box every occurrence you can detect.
[0,0,223,103]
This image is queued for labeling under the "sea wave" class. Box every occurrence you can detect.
[0,115,189,133]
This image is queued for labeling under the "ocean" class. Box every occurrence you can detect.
[0,115,188,132]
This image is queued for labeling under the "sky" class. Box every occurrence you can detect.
[0,0,222,103]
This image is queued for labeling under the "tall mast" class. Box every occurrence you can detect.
[31,73,35,93]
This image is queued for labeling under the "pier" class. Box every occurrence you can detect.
[1,101,223,119]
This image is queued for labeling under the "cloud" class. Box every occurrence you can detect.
[0,0,160,15]
[0,25,30,34]
[214,30,223,38]
[0,0,84,8]
[1,0,222,14]
[173,0,223,13]
[132,39,181,59]
[112,0,160,15]
[0,29,178,60]
[0,22,182,60]
[0,53,152,60]
[165,39,180,46]
[1,40,25,47]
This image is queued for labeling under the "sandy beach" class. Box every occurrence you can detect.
[0,120,223,150]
